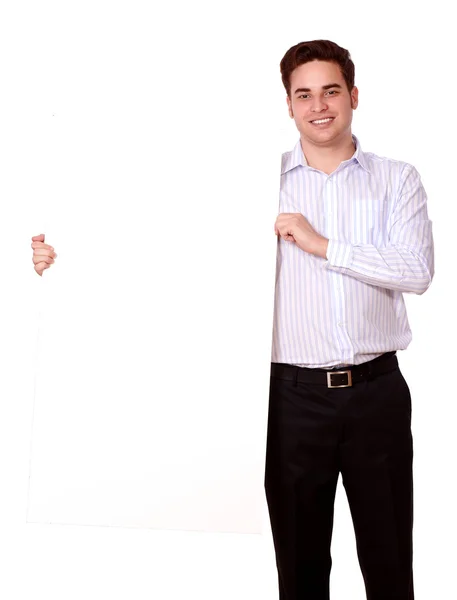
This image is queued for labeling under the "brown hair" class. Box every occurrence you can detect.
[280,40,355,97]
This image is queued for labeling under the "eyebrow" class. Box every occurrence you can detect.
[293,83,343,94]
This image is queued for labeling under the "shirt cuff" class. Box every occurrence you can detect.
[325,239,353,269]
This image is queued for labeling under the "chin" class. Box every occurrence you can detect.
[310,125,344,138]
[305,132,338,144]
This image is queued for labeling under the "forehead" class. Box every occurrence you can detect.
[290,60,345,91]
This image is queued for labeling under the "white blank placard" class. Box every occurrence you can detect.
[26,3,285,533]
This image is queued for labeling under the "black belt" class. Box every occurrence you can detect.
[270,352,398,388]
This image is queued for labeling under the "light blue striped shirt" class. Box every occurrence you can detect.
[271,135,434,368]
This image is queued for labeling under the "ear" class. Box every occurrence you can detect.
[351,85,359,110]
[287,95,294,118]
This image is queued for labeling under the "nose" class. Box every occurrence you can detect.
[310,97,328,113]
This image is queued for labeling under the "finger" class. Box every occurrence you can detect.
[276,224,293,236]
[33,249,57,259]
[277,213,303,224]
[31,241,53,248]
[31,242,54,250]
[32,255,55,265]
[35,262,51,275]
[31,234,45,241]
[275,215,292,227]
[278,231,294,241]
[32,256,55,266]
[32,254,56,263]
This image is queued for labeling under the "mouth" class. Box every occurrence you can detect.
[309,117,335,126]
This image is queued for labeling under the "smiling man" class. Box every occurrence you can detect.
[265,40,434,600]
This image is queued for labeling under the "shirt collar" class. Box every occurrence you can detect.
[281,134,371,175]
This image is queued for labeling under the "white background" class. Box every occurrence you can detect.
[0,1,455,599]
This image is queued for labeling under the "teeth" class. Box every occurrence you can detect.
[312,118,333,124]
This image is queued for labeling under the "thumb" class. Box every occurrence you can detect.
[31,233,45,242]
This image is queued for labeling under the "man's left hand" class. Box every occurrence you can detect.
[274,213,329,259]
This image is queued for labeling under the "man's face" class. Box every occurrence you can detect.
[287,60,358,146]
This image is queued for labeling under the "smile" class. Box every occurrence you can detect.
[310,117,334,125]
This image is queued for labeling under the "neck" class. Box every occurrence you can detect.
[300,133,355,175]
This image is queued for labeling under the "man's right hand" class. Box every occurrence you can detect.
[31,234,57,277]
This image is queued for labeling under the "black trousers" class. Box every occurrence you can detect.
[264,353,414,600]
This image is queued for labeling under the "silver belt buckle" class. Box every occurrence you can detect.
[327,370,352,388]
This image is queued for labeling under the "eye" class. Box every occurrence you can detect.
[326,90,338,96]
[298,94,310,99]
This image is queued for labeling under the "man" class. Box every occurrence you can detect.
[266,40,434,600]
